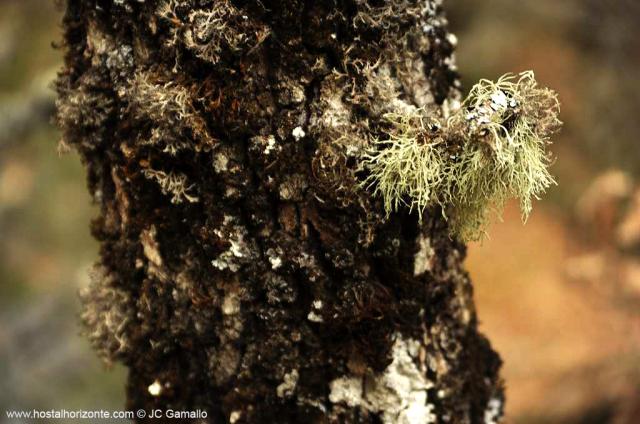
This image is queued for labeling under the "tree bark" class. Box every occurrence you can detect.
[56,0,503,422]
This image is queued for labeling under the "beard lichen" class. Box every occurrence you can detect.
[361,71,561,241]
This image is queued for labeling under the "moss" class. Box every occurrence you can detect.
[362,71,562,241]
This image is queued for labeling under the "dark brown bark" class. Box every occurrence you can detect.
[56,0,503,422]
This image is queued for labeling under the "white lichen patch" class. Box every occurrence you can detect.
[225,187,238,198]
[266,248,282,270]
[311,76,353,132]
[269,256,282,270]
[446,33,458,47]
[229,411,242,423]
[329,377,363,407]
[158,0,267,66]
[213,152,229,172]
[148,380,163,397]
[413,235,435,276]
[292,126,306,141]
[130,70,211,150]
[264,135,278,155]
[276,369,299,398]
[211,216,251,272]
[307,299,324,322]
[295,252,320,282]
[80,266,134,364]
[484,397,502,424]
[307,311,324,323]
[441,96,462,120]
[249,134,280,157]
[329,334,436,424]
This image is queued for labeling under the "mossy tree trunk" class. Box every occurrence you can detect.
[56,0,503,422]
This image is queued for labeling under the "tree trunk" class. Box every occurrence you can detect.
[56,0,503,422]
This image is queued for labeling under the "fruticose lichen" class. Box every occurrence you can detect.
[362,71,561,241]
[157,0,268,65]
[79,266,135,365]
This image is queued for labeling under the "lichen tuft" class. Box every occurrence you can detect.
[361,71,561,241]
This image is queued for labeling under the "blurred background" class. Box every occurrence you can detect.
[0,0,126,419]
[450,0,640,422]
[0,0,638,422]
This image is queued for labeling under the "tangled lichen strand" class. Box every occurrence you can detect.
[362,71,561,241]
[157,0,268,65]
[130,70,213,153]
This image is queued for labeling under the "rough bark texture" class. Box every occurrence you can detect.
[56,0,503,422]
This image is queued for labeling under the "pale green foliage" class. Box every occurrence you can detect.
[362,71,561,240]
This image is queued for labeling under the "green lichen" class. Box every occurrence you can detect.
[362,110,447,221]
[362,71,562,241]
